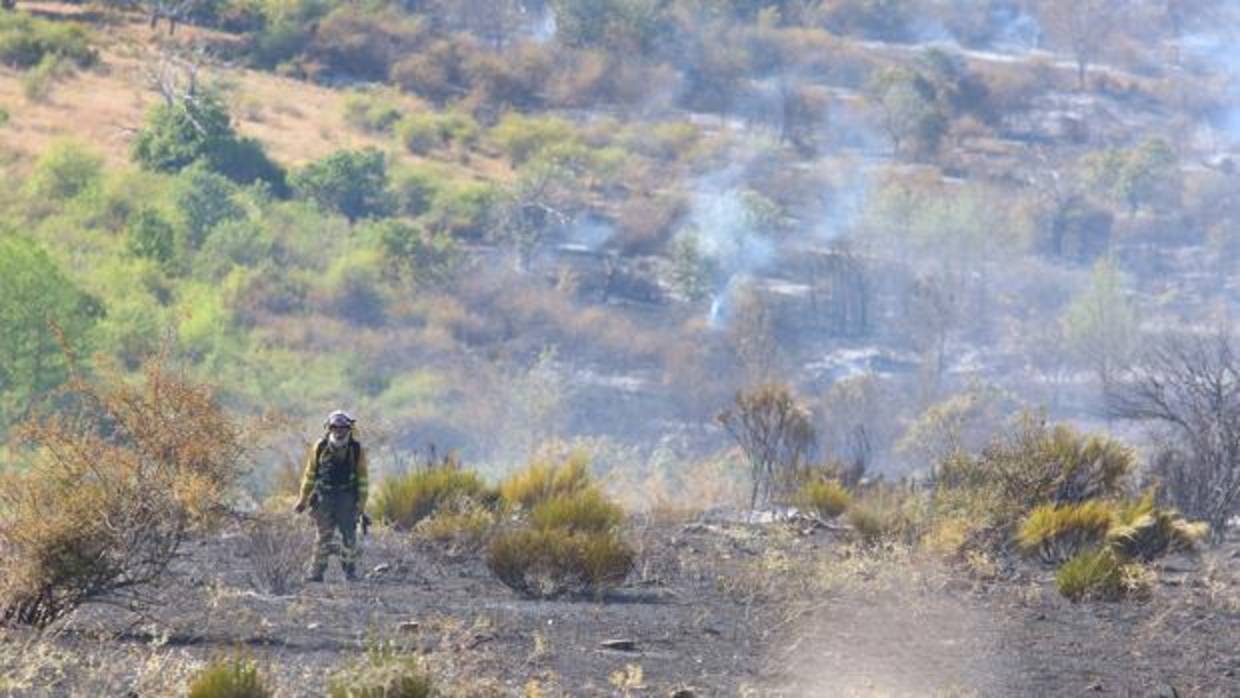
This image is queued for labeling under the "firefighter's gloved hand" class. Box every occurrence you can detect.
[293,499,307,514]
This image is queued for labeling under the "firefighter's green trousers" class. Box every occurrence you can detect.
[311,489,359,576]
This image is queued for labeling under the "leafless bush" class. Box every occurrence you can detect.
[242,514,309,595]
[718,383,816,509]
[1109,332,1240,542]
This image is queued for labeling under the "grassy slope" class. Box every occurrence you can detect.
[0,2,512,181]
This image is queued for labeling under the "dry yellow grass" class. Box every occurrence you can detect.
[0,3,512,180]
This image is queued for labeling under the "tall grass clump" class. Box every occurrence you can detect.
[328,641,433,698]
[1105,492,1208,562]
[1017,500,1116,565]
[488,453,634,598]
[793,478,852,519]
[373,459,492,530]
[498,451,592,511]
[1055,548,1146,602]
[187,654,272,698]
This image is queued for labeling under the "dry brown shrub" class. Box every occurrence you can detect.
[242,513,310,595]
[0,359,260,627]
[613,192,686,255]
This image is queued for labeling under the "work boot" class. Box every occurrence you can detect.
[342,563,358,582]
[306,567,325,583]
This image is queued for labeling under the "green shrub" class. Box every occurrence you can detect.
[426,180,498,239]
[490,113,580,165]
[487,526,634,598]
[175,163,246,248]
[26,140,102,200]
[793,479,851,519]
[530,488,624,533]
[396,111,445,155]
[0,108,9,126]
[391,166,440,216]
[328,642,433,698]
[1018,500,1116,565]
[0,12,96,70]
[373,463,491,530]
[187,654,272,698]
[369,218,460,287]
[291,148,393,221]
[125,207,180,267]
[499,451,592,510]
[343,92,403,133]
[1055,548,1137,602]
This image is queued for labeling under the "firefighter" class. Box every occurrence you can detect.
[294,410,369,582]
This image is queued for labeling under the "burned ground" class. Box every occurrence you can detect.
[1,515,1237,697]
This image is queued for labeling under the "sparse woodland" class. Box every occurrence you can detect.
[1,0,1239,695]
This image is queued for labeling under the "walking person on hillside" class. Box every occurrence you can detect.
[294,410,369,582]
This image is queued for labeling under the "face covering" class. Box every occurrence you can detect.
[328,430,350,448]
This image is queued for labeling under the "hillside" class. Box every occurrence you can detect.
[2,0,1240,694]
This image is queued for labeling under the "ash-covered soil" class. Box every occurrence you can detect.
[2,515,1238,697]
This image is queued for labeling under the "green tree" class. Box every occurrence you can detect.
[174,163,245,248]
[0,236,102,425]
[131,91,287,193]
[290,148,394,222]
[1062,258,1138,390]
[549,0,666,51]
[368,218,460,287]
[126,207,179,267]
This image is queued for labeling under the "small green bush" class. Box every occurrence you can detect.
[396,112,444,155]
[343,92,403,133]
[328,642,433,698]
[487,526,634,599]
[1017,500,1115,565]
[793,479,851,519]
[0,12,96,70]
[188,654,272,698]
[373,463,491,530]
[1055,548,1132,602]
[26,140,102,200]
[0,108,9,127]
[391,166,440,216]
[426,179,499,239]
[489,113,580,165]
[499,452,592,510]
